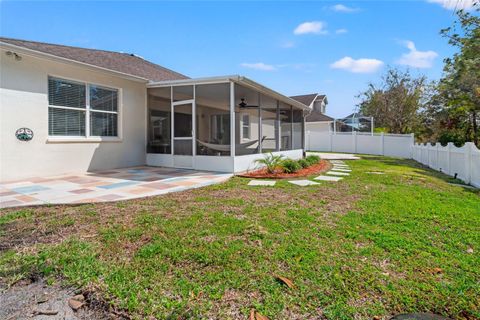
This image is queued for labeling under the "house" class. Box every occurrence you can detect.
[0,37,310,182]
[290,93,333,134]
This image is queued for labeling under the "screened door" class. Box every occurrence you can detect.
[173,102,194,168]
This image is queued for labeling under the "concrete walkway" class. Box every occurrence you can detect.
[0,167,232,208]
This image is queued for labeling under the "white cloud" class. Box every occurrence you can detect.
[330,56,384,73]
[281,41,295,48]
[427,0,477,10]
[240,62,277,71]
[335,28,348,34]
[294,21,328,35]
[331,4,359,12]
[396,41,438,68]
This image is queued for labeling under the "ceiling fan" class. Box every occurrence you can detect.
[238,98,259,109]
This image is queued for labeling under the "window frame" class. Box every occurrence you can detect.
[47,75,122,143]
[241,113,251,140]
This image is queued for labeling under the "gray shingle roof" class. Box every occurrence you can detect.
[306,111,334,122]
[289,93,318,107]
[0,37,189,82]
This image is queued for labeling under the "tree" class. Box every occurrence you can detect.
[357,68,428,134]
[438,4,480,146]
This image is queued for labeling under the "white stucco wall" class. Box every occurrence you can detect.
[0,49,147,182]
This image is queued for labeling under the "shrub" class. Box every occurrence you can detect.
[297,159,309,168]
[281,159,302,173]
[305,155,321,166]
[255,153,284,173]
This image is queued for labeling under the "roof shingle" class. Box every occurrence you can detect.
[0,37,189,82]
[306,111,334,122]
[289,93,318,107]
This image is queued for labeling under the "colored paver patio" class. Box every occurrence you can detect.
[0,166,232,208]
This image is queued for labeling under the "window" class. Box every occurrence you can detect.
[48,77,119,138]
[242,114,250,139]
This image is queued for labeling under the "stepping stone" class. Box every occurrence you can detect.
[331,168,351,172]
[288,180,320,186]
[330,161,346,164]
[248,180,276,186]
[366,171,385,175]
[314,175,343,182]
[326,171,350,176]
[333,164,349,167]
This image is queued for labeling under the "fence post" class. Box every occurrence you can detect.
[353,131,357,153]
[381,132,385,156]
[329,132,333,152]
[410,133,415,159]
[446,142,452,176]
[464,142,473,184]
[436,143,440,170]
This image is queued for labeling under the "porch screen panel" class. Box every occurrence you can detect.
[195,83,231,156]
[292,109,304,149]
[260,94,278,153]
[147,87,171,154]
[279,103,293,150]
[234,84,260,155]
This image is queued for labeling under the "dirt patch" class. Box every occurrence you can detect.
[239,160,330,179]
[0,278,114,320]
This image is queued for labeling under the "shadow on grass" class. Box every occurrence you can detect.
[360,155,480,195]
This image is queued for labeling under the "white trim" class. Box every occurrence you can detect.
[47,75,121,141]
[230,82,235,157]
[46,137,122,143]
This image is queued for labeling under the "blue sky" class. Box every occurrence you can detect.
[0,1,474,117]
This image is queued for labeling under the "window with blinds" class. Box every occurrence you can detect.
[48,77,119,138]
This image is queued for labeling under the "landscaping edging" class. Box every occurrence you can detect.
[239,160,331,179]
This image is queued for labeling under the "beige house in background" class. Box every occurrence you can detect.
[0,37,316,182]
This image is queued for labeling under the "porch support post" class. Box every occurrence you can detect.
[258,93,262,154]
[170,86,174,155]
[290,106,293,150]
[276,100,280,151]
[302,111,306,154]
[230,81,235,157]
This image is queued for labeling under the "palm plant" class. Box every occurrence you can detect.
[255,153,284,173]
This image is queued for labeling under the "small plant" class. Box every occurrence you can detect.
[305,155,320,166]
[297,159,309,168]
[255,153,284,173]
[281,159,302,173]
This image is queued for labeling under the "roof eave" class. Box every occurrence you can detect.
[148,75,310,111]
[0,41,150,83]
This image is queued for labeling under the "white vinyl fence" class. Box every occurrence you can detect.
[306,131,415,158]
[412,142,480,188]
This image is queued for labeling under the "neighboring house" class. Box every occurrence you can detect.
[291,93,333,134]
[0,37,310,181]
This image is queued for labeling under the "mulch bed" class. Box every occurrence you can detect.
[239,160,331,179]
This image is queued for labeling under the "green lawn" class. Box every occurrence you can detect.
[1,156,479,319]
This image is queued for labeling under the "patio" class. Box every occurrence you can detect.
[0,167,232,208]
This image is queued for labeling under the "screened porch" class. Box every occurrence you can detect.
[145,76,307,173]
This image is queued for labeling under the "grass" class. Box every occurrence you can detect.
[0,156,479,319]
